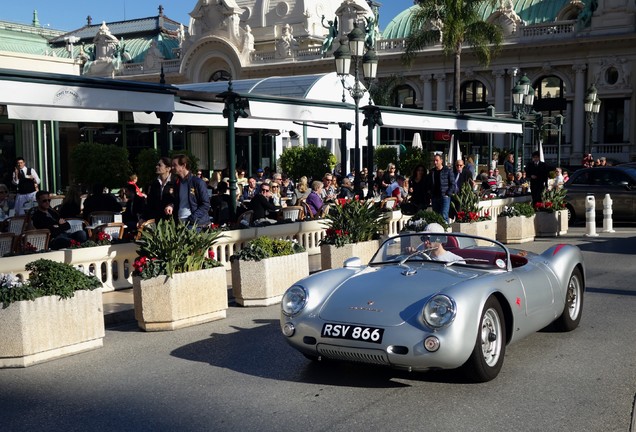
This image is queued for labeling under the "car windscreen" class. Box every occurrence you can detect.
[370,233,511,270]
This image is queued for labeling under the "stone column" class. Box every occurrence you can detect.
[434,73,447,111]
[421,74,433,110]
[572,64,587,159]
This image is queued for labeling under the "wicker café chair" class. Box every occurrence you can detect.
[6,216,27,235]
[20,229,50,253]
[65,218,89,234]
[92,222,125,241]
[89,211,116,226]
[0,232,16,256]
[281,206,304,222]
[135,219,156,240]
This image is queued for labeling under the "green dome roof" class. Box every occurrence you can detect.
[382,0,578,40]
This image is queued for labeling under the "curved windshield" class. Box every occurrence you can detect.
[369,233,519,270]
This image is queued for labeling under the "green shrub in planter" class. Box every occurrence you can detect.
[231,237,305,262]
[499,202,535,218]
[0,259,102,308]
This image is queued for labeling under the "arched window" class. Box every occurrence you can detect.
[392,85,416,108]
[460,80,488,111]
[209,70,231,82]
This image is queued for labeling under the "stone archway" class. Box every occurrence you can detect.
[180,36,243,82]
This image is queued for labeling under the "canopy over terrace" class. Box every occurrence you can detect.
[0,68,177,191]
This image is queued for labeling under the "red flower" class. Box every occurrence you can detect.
[208,249,215,260]
[544,201,553,208]
[97,231,111,242]
[337,198,347,207]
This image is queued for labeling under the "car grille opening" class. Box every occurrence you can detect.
[303,336,317,345]
[317,344,390,365]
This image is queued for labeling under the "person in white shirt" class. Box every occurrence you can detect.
[420,223,464,263]
[12,157,40,216]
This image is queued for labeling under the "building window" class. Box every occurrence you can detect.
[209,70,231,82]
[603,98,624,144]
[392,85,416,108]
[460,80,487,111]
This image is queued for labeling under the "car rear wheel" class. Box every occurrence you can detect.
[462,297,506,382]
[553,267,584,332]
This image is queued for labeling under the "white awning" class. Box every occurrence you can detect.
[0,79,174,112]
[381,111,522,134]
[7,105,118,123]
[248,99,355,124]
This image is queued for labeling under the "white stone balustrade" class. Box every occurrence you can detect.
[0,196,530,291]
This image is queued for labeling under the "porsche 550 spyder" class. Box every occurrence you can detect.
[280,232,585,382]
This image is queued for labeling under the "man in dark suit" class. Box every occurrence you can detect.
[525,151,550,205]
[453,159,474,193]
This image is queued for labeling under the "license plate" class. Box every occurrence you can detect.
[321,323,384,344]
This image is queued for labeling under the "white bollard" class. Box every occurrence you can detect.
[584,194,599,237]
[602,193,615,233]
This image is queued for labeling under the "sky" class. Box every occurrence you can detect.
[0,0,414,33]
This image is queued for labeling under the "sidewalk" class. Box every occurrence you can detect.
[103,253,323,326]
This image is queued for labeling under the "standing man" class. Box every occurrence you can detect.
[525,151,549,205]
[503,153,515,178]
[428,154,456,223]
[12,157,40,216]
[453,159,474,193]
[170,154,210,228]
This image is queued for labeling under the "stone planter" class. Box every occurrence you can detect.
[535,210,568,237]
[0,289,105,368]
[133,266,228,331]
[320,240,380,270]
[231,252,309,307]
[497,215,536,244]
[451,219,497,246]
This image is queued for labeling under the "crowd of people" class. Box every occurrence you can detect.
[3,148,600,251]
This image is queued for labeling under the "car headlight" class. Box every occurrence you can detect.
[281,285,308,316]
[422,294,456,329]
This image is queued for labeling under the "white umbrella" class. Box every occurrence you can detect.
[538,138,545,162]
[447,133,462,166]
[412,132,423,149]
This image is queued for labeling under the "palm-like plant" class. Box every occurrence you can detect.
[402,0,503,112]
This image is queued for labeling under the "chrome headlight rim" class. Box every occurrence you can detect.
[422,294,457,329]
[281,285,308,317]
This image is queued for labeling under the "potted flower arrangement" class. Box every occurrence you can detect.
[534,187,568,237]
[451,182,496,244]
[132,219,227,331]
[0,259,104,367]
[497,202,536,244]
[230,236,308,306]
[320,198,388,270]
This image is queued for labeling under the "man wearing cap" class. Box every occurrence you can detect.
[255,168,266,185]
[420,223,464,263]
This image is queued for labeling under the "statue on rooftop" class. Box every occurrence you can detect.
[320,15,338,57]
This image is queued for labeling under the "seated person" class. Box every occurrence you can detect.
[248,183,281,225]
[122,184,146,236]
[409,223,464,263]
[210,180,234,225]
[306,181,324,217]
[31,190,88,250]
[82,183,122,221]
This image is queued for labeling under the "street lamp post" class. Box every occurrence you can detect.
[555,114,564,167]
[584,83,601,156]
[512,73,535,171]
[333,22,377,190]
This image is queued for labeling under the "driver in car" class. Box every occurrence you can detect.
[410,223,465,263]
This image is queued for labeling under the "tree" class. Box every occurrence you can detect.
[368,74,404,106]
[402,0,503,113]
[70,143,131,190]
[278,145,336,182]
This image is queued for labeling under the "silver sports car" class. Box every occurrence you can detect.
[280,232,585,382]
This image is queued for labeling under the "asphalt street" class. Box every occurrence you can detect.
[1,226,635,432]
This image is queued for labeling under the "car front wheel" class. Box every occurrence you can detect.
[553,267,584,331]
[462,297,506,382]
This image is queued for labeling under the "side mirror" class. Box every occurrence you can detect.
[343,257,362,268]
